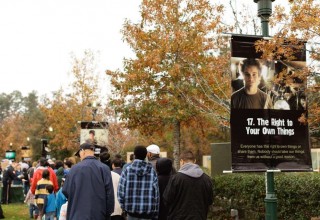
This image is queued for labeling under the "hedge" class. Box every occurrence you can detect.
[211,172,320,220]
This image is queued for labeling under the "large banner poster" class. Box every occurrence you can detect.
[230,35,312,172]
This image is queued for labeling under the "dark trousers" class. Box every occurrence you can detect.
[1,180,11,204]
[111,215,123,220]
[0,204,4,218]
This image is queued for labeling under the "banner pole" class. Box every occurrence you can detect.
[254,0,277,219]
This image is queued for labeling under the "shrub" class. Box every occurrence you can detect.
[212,172,320,219]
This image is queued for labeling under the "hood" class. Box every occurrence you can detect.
[131,159,153,177]
[156,158,172,175]
[178,162,203,178]
[56,167,64,176]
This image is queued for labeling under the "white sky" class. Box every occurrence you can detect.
[0,0,285,97]
[0,0,141,96]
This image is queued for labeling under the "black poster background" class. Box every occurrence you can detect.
[230,35,312,172]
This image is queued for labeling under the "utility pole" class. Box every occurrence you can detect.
[254,1,277,220]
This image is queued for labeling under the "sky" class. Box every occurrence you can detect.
[0,0,141,96]
[0,0,285,97]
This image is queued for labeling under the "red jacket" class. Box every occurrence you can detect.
[30,166,59,194]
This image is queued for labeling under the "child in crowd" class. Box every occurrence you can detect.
[55,178,67,220]
[35,169,53,220]
[43,185,56,220]
[24,189,39,219]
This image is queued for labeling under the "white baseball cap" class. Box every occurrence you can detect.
[146,144,160,154]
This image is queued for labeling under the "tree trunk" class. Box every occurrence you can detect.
[173,119,181,170]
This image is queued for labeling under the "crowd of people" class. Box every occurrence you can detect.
[0,143,214,220]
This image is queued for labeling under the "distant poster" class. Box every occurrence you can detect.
[80,121,109,156]
[230,35,312,172]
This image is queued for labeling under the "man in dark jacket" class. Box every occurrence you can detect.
[62,142,114,220]
[163,150,213,220]
[1,160,16,204]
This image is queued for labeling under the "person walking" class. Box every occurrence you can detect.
[110,171,123,220]
[163,150,214,220]
[43,185,56,220]
[35,169,53,220]
[24,189,39,219]
[55,178,67,220]
[146,144,161,171]
[156,158,174,220]
[31,158,59,195]
[111,158,122,175]
[62,142,114,220]
[118,145,159,220]
[1,160,17,204]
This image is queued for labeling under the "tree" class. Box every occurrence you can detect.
[0,91,45,160]
[255,0,320,139]
[107,0,231,168]
[39,50,102,158]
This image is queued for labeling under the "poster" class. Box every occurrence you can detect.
[230,35,312,172]
[80,121,109,156]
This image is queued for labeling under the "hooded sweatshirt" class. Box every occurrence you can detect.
[178,162,204,177]
[163,162,214,220]
[118,159,159,219]
[156,158,173,220]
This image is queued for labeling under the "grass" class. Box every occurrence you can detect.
[1,203,30,220]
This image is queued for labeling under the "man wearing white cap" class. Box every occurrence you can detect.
[146,144,160,171]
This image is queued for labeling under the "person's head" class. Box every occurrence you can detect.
[146,144,160,159]
[156,158,173,176]
[241,58,262,91]
[179,150,196,166]
[75,142,95,161]
[55,160,64,169]
[39,157,48,167]
[64,159,73,169]
[15,163,21,171]
[89,130,95,139]
[42,169,50,180]
[46,184,54,194]
[129,154,134,162]
[134,145,148,160]
[114,154,122,159]
[32,161,38,167]
[67,157,77,166]
[112,158,122,169]
[100,152,111,163]
[47,159,55,168]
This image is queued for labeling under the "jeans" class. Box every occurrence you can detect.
[29,204,39,218]
[45,211,55,220]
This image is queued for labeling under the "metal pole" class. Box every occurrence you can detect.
[254,0,275,37]
[253,1,277,219]
[264,171,277,220]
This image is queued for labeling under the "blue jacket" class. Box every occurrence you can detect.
[55,188,67,219]
[62,156,114,220]
[118,159,159,218]
[44,193,56,214]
